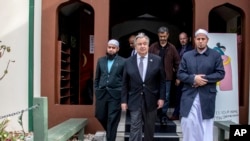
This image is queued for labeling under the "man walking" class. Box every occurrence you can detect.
[177,29,225,141]
[149,26,180,125]
[170,32,193,120]
[94,39,125,141]
[121,33,166,141]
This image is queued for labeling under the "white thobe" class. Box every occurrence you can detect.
[181,94,214,141]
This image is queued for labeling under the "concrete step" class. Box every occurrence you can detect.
[94,109,183,141]
[124,132,181,140]
[94,131,182,141]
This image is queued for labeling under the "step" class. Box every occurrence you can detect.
[125,120,177,133]
[124,120,182,141]
[94,110,183,141]
[123,109,183,141]
[95,131,183,141]
[124,132,180,140]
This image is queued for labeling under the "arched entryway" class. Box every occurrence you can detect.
[209,3,247,123]
[57,0,94,105]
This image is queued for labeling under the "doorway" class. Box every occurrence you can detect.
[57,1,94,105]
[109,0,193,59]
[209,3,247,123]
[109,0,193,107]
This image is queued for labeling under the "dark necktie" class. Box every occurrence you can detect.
[139,57,144,79]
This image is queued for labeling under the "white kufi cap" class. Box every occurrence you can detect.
[108,39,119,47]
[195,29,208,37]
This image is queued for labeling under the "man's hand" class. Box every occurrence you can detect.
[194,74,208,87]
[157,99,164,109]
[175,79,180,86]
[121,103,128,111]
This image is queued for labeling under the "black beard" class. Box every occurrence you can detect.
[106,53,117,60]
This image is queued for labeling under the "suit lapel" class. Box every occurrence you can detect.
[144,54,153,81]
[109,57,118,74]
[132,55,143,81]
[102,58,108,73]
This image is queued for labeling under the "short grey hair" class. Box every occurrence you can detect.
[134,32,150,45]
[158,26,169,33]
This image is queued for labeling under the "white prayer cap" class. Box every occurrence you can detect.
[108,39,119,47]
[195,28,208,37]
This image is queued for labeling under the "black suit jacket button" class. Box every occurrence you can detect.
[140,92,143,95]
[142,84,145,87]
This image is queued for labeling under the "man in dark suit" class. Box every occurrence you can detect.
[121,33,166,141]
[170,32,193,120]
[94,39,125,141]
[177,29,225,141]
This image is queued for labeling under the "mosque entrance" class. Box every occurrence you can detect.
[109,0,193,109]
[109,0,193,58]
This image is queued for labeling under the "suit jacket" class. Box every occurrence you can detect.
[177,47,225,119]
[94,55,125,100]
[121,53,166,112]
[177,43,193,58]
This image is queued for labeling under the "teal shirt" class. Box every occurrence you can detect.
[107,59,114,73]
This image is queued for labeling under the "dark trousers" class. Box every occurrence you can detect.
[95,93,121,141]
[172,82,183,117]
[129,98,157,141]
